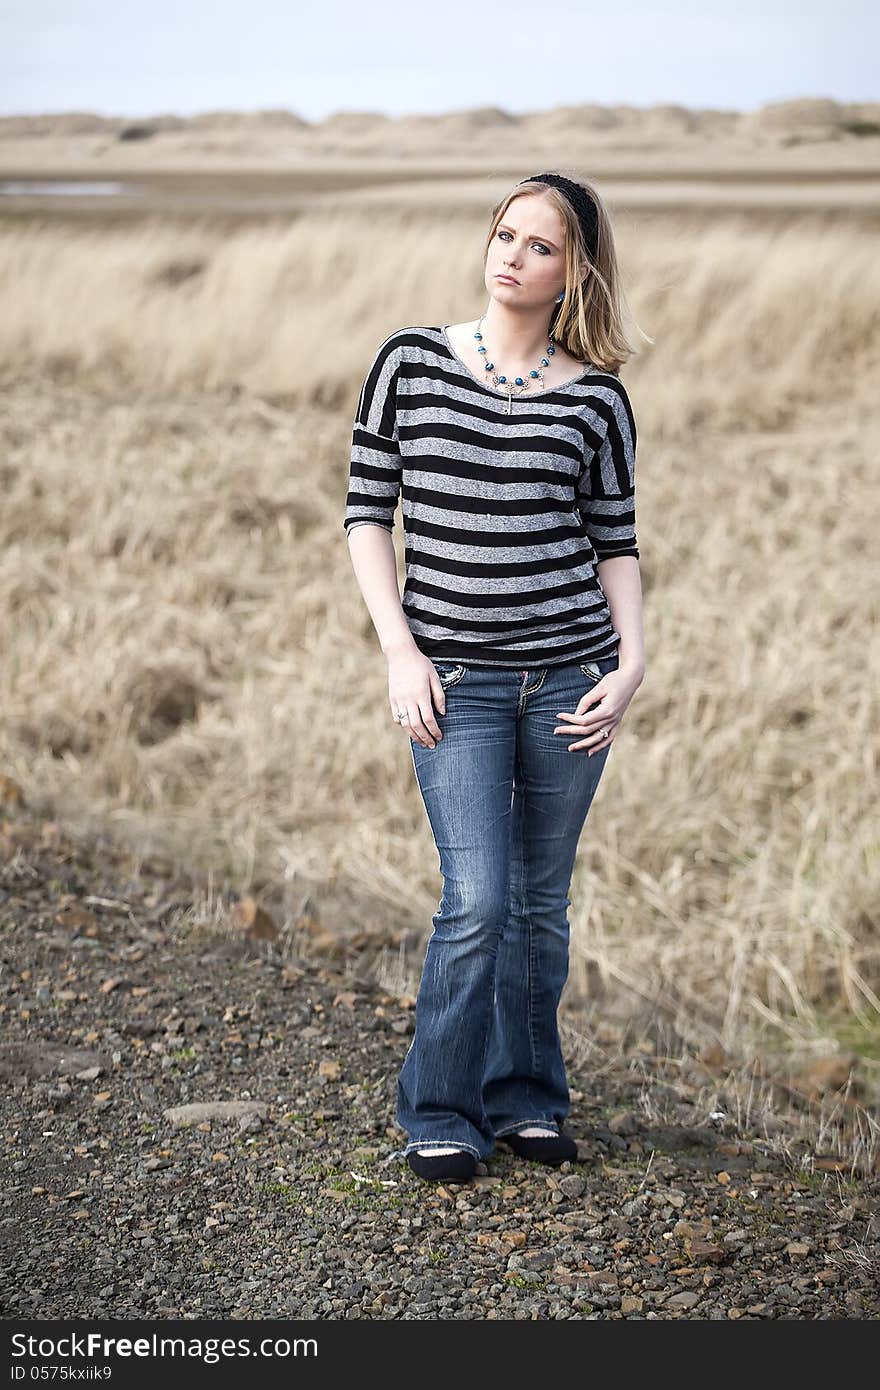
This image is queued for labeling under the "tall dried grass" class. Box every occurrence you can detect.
[1,207,878,1091]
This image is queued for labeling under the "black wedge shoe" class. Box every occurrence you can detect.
[497,1129,578,1165]
[406,1149,477,1183]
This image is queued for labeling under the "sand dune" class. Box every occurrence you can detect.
[1,96,879,172]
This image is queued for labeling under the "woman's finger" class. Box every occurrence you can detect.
[568,723,618,754]
[554,706,617,735]
[553,708,618,748]
[397,704,439,749]
[418,700,444,743]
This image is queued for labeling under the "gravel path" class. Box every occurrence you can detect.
[1,812,878,1321]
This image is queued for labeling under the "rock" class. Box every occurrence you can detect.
[558,1175,586,1198]
[230,897,280,944]
[162,1100,270,1127]
[674,1218,712,1240]
[608,1110,640,1135]
[666,1290,702,1309]
[508,1250,554,1273]
[795,1054,861,1100]
[0,1042,107,1082]
[687,1239,726,1264]
[812,1154,848,1172]
[500,1231,527,1248]
[621,1195,649,1217]
[723,1228,750,1246]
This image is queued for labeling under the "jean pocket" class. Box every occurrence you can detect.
[578,660,603,684]
[578,655,619,684]
[434,662,466,689]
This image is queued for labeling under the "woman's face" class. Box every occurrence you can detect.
[484,194,569,311]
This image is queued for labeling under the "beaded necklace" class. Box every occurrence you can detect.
[472,313,556,415]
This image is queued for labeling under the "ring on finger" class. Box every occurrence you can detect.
[584,726,613,745]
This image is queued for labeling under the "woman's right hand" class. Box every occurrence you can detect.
[387,647,446,749]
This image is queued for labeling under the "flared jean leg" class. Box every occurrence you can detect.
[396,692,518,1161]
[482,662,614,1138]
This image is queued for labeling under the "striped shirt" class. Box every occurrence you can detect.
[343,324,639,669]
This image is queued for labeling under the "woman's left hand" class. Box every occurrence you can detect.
[553,666,643,756]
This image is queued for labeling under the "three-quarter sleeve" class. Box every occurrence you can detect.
[343,332,404,536]
[576,378,639,561]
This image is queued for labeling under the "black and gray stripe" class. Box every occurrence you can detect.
[343,325,639,669]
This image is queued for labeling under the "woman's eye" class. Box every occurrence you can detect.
[498,230,550,254]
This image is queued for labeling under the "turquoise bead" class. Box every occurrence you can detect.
[470,316,555,391]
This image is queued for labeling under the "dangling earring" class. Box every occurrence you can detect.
[557,292,564,301]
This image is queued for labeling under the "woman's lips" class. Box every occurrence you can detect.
[496,274,519,284]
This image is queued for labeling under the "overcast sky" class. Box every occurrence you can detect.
[1,0,875,120]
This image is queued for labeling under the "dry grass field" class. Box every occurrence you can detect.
[1,103,879,1160]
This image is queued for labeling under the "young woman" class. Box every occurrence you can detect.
[344,171,647,1183]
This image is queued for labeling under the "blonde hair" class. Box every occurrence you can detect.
[483,172,651,374]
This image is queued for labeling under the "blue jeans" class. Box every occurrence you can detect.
[396,650,620,1161]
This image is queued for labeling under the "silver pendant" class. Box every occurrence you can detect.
[491,371,544,414]
[477,310,553,416]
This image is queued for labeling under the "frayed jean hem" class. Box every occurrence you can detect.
[402,1139,483,1161]
[493,1118,560,1138]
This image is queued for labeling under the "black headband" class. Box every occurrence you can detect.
[522,172,599,264]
